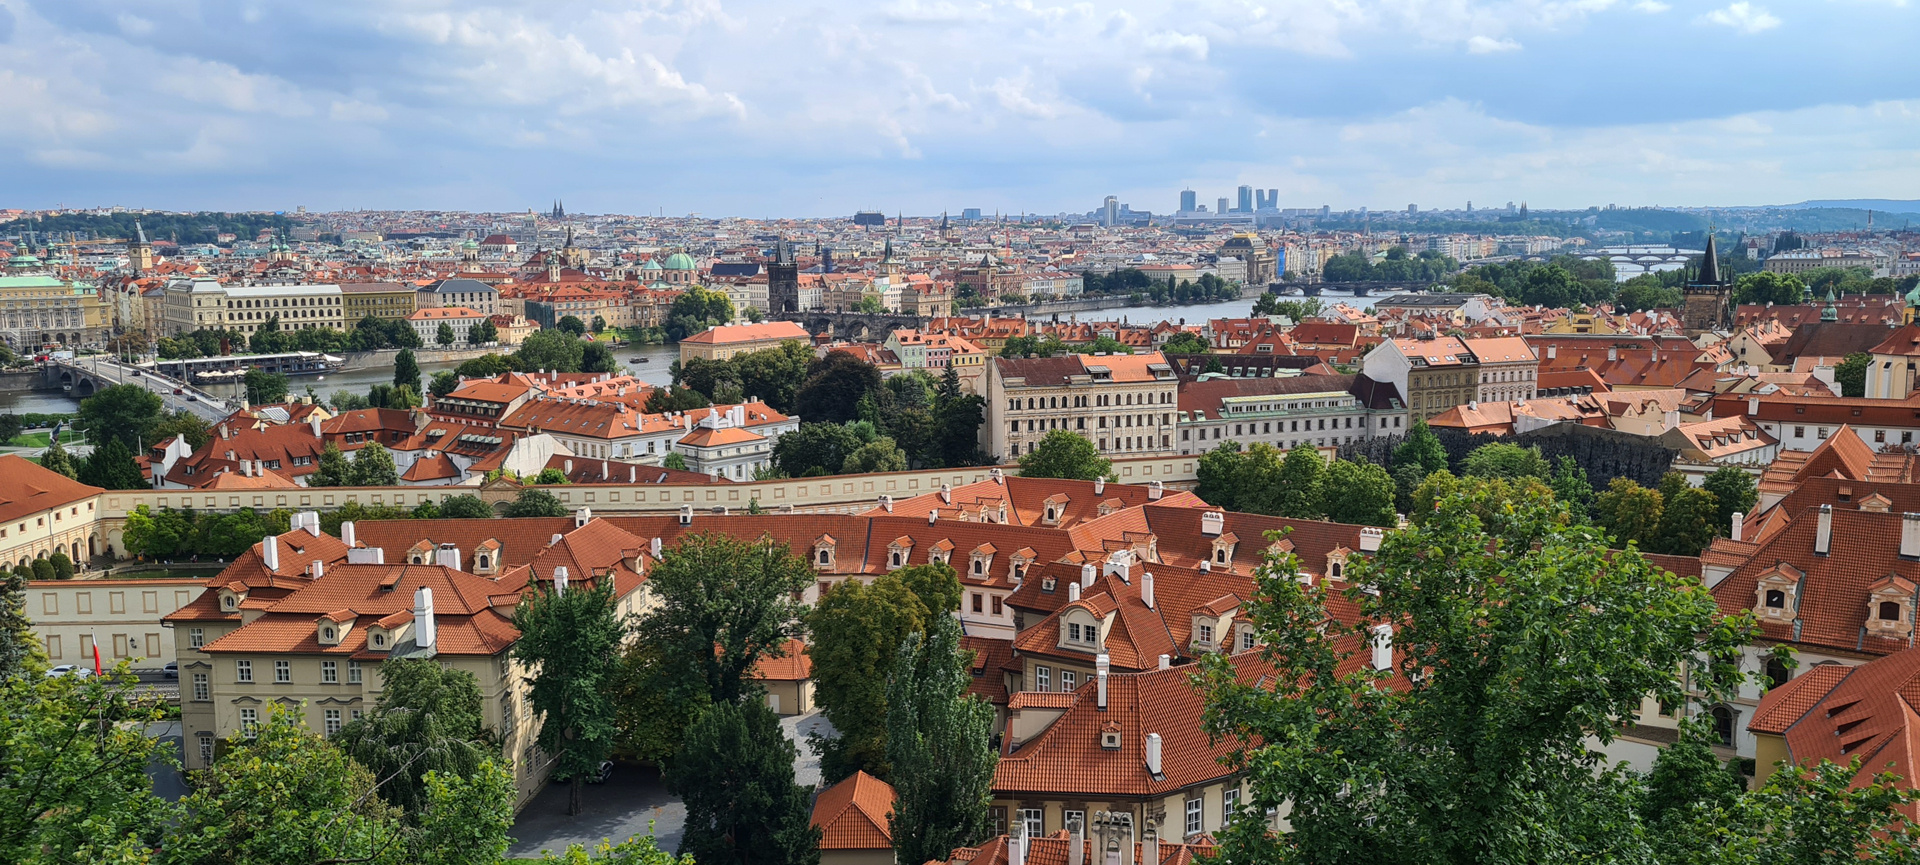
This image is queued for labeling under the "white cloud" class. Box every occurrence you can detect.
[1702,2,1781,32]
[1632,1,1670,12]
[1467,35,1522,53]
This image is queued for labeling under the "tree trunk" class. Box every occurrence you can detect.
[571,775,583,816]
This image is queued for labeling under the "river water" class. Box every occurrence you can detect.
[0,292,1380,412]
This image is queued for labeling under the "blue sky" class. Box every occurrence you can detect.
[1,0,1915,217]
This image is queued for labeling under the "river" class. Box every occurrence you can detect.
[1049,290,1380,328]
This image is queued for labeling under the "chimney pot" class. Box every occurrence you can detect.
[413,587,436,648]
[1142,572,1155,609]
[1730,512,1745,542]
[1815,503,1834,555]
[1157,654,1170,670]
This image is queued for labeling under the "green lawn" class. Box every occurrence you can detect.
[6,430,84,448]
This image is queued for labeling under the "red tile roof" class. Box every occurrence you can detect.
[811,771,896,850]
[0,454,101,524]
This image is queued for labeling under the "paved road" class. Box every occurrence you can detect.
[507,710,838,859]
[49,358,230,421]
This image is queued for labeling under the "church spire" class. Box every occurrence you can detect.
[1697,234,1722,285]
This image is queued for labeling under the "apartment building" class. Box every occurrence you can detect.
[408,306,489,346]
[161,279,347,335]
[1463,336,1539,404]
[1175,373,1405,455]
[28,577,205,667]
[1361,336,1480,423]
[339,282,417,323]
[985,352,1179,462]
[417,277,500,316]
[0,273,110,348]
[679,321,813,362]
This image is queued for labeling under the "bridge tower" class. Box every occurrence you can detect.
[1681,234,1732,333]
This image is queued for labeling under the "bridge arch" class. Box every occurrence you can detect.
[73,377,95,398]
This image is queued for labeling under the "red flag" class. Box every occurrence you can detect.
[92,639,102,676]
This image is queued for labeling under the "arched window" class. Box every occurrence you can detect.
[323,627,335,641]
[1764,589,1786,609]
[817,549,830,565]
[1881,601,1903,621]
[1711,705,1736,745]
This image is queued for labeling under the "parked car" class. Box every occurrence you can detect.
[163,662,177,679]
[553,760,615,785]
[47,664,92,678]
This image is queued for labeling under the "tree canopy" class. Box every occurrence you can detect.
[1016,429,1112,480]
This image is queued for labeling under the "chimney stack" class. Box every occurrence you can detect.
[310,415,322,438]
[1145,733,1163,776]
[435,543,460,569]
[939,483,951,504]
[413,587,435,647]
[1068,582,1081,602]
[262,535,280,571]
[310,560,323,579]
[1142,572,1155,609]
[341,521,356,548]
[1730,512,1745,542]
[1157,654,1170,671]
[1147,480,1163,500]
[1145,831,1159,865]
[879,495,893,513]
[1081,564,1096,589]
[1748,396,1760,415]
[1068,820,1084,865]
[553,566,568,596]
[651,537,663,558]
[302,511,320,537]
[1815,503,1833,555]
[1372,623,1394,671]
[1096,653,1109,709]
[1093,477,1104,495]
[564,459,573,474]
[1903,513,1920,559]
[575,507,591,528]
[1009,828,1026,865]
[679,505,692,526]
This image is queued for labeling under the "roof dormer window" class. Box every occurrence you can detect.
[813,535,836,570]
[970,544,996,578]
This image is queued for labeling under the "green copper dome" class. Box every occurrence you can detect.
[662,252,697,270]
[640,258,664,271]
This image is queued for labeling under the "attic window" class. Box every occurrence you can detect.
[1765,590,1786,609]
[1101,726,1122,750]
[1880,601,1902,621]
[223,596,236,610]
[373,634,385,648]
[322,626,335,641]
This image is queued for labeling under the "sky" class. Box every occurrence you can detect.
[1,0,1916,217]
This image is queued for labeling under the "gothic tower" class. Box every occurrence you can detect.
[1682,234,1732,333]
[127,220,154,273]
[767,238,800,314]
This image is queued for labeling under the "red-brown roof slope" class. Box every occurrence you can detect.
[811,770,896,850]
[0,454,101,524]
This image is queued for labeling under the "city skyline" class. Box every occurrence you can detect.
[3,1,1917,216]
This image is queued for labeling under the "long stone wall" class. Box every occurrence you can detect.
[94,456,1203,558]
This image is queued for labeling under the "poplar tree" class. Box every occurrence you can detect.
[886,615,998,865]
[512,578,625,816]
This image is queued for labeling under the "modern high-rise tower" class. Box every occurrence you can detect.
[1180,189,1197,213]
[1102,196,1119,227]
[1237,186,1253,213]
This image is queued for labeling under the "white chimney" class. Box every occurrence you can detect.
[679,505,692,526]
[1068,582,1081,602]
[1372,623,1394,671]
[310,415,322,438]
[1093,477,1105,495]
[879,495,893,513]
[629,466,637,483]
[1145,832,1159,865]
[990,467,1004,485]
[1200,559,1211,573]
[1730,512,1745,542]
[1069,820,1084,865]
[1200,512,1224,536]
[651,537,663,558]
[1096,653,1109,709]
[1081,563,1096,588]
[1142,572,1155,609]
[575,507,591,528]
[1903,513,1920,559]
[549,533,563,546]
[1607,347,1617,362]
[1157,654,1170,671]
[1815,503,1833,555]
[302,511,320,537]
[1145,733,1163,776]
[1748,396,1760,415]
[1147,480,1163,500]
[263,535,280,571]
[341,521,357,548]
[938,483,951,504]
[563,459,573,474]
[413,587,435,647]
[435,543,460,569]
[1359,527,1384,552]
[310,560,323,579]
[927,510,937,525]
[1009,831,1025,865]
[553,566,568,596]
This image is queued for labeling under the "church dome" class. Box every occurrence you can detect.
[663,252,698,271]
[640,258,664,271]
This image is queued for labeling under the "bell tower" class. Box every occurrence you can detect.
[128,220,154,273]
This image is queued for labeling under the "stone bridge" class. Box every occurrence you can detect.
[776,311,932,341]
[43,358,230,421]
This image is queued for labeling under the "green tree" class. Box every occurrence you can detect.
[78,437,147,491]
[591,315,607,334]
[78,384,163,450]
[504,488,568,517]
[38,440,78,480]
[795,351,882,424]
[47,551,73,580]
[0,672,176,862]
[309,442,351,487]
[1670,758,1920,864]
[533,467,571,484]
[512,576,626,816]
[394,348,422,390]
[348,442,400,486]
[1322,458,1397,527]
[1652,486,1720,556]
[1614,278,1682,313]
[1734,270,1808,306]
[1197,485,1751,865]
[806,564,960,780]
[661,452,688,471]
[665,287,736,342]
[1195,441,1245,510]
[150,409,212,451]
[665,700,820,865]
[438,495,494,519]
[436,322,456,346]
[1085,335,1133,354]
[1549,455,1595,517]
[515,328,586,373]
[0,565,42,678]
[331,390,371,412]
[0,413,22,445]
[1159,331,1211,354]
[1594,477,1664,549]
[429,370,459,399]
[842,436,908,474]
[998,334,1068,358]
[1391,420,1449,476]
[1834,351,1871,398]
[636,532,812,708]
[333,658,491,818]
[1462,442,1550,480]
[244,368,289,404]
[1272,443,1327,519]
[1016,429,1111,480]
[469,317,498,346]
[537,834,691,865]
[885,615,998,865]
[1701,465,1757,538]
[773,423,863,478]
[558,315,587,336]
[581,341,618,374]
[29,560,51,581]
[455,353,513,379]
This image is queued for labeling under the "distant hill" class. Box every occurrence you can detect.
[1775,199,1920,213]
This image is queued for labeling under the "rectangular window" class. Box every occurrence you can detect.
[189,628,204,649]
[1186,798,1203,835]
[1818,427,1829,439]
[192,672,209,701]
[348,661,362,684]
[991,596,1004,615]
[1068,622,1082,642]
[1062,670,1076,691]
[236,660,252,683]
[239,708,258,736]
[351,709,364,721]
[1020,809,1043,839]
[1224,787,1240,822]
[1242,631,1256,651]
[1198,624,1214,645]
[274,660,291,683]
[322,661,338,683]
[198,733,214,766]
[324,709,342,737]
[972,593,983,613]
[1036,666,1051,691]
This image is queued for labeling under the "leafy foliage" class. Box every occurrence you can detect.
[1835,351,1871,398]
[885,615,999,865]
[795,350,883,424]
[332,658,493,818]
[504,488,568,517]
[513,577,626,816]
[78,384,164,450]
[635,532,813,708]
[1016,429,1112,480]
[807,564,960,780]
[78,437,147,490]
[665,700,820,865]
